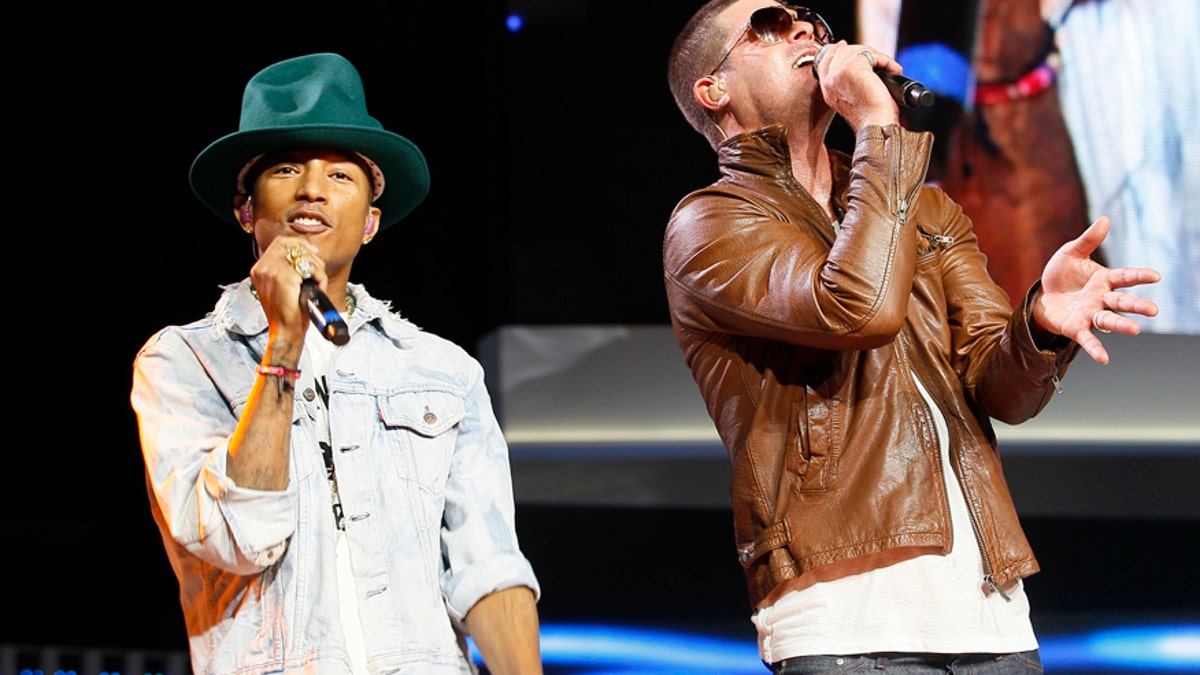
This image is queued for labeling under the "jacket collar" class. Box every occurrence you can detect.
[211,278,421,348]
[717,124,853,221]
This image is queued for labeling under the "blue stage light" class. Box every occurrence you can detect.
[469,621,1200,673]
[1041,623,1200,672]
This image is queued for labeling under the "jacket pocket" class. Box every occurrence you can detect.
[791,394,830,492]
[377,389,467,496]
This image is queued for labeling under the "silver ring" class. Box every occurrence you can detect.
[858,50,877,68]
[295,258,313,279]
[1092,310,1112,334]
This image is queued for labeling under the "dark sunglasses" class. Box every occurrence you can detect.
[709,4,835,75]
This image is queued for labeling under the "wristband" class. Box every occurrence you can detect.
[256,364,302,379]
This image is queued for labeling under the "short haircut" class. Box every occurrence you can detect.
[666,0,747,151]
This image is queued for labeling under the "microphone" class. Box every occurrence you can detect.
[299,278,350,345]
[813,45,934,109]
[879,71,935,109]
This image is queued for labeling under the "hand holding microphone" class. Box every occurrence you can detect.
[813,43,934,109]
[286,245,350,345]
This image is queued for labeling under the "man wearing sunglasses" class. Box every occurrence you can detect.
[664,2,1161,673]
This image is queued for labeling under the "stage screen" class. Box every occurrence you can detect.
[503,0,1198,336]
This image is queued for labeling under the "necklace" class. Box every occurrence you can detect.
[250,284,356,317]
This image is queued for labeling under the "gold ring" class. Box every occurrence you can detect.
[286,245,304,265]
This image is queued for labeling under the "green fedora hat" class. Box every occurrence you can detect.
[190,52,429,230]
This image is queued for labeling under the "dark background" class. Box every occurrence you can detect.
[9,0,1195,659]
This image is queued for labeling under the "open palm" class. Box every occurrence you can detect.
[1035,216,1161,364]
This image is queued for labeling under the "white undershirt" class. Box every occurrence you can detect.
[305,329,371,674]
[336,533,370,674]
[753,374,1037,661]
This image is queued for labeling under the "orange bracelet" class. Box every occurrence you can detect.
[255,364,302,379]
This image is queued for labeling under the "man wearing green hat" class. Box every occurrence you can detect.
[131,53,542,674]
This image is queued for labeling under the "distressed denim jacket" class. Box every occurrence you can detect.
[131,279,539,674]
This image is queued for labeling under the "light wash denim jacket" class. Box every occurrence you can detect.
[131,279,539,674]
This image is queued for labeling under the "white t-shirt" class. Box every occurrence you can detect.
[753,374,1037,661]
[305,328,371,674]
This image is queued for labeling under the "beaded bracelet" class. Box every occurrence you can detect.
[255,364,302,379]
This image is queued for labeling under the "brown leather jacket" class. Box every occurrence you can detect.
[663,124,1080,608]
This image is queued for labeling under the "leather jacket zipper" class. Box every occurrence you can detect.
[921,231,955,247]
[901,337,1011,602]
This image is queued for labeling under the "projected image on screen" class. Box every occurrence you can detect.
[859,0,1198,336]
[1053,0,1198,336]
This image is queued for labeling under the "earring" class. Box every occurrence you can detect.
[362,217,376,244]
[240,199,255,233]
[240,196,254,228]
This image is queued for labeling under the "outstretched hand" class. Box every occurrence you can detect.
[1032,216,1161,364]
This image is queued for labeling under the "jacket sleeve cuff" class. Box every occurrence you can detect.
[203,446,298,566]
[1017,280,1074,354]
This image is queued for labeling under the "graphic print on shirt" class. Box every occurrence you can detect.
[315,375,345,530]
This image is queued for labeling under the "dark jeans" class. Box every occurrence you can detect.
[767,650,1043,674]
